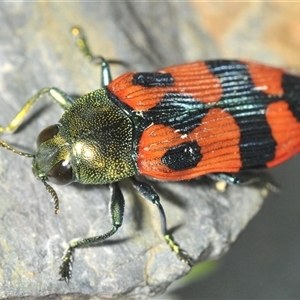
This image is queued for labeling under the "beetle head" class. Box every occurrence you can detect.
[0,123,73,214]
[33,124,73,186]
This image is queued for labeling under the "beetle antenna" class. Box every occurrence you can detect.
[41,177,60,215]
[0,140,34,157]
[0,140,60,214]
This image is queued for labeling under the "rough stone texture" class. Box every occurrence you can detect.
[0,2,293,298]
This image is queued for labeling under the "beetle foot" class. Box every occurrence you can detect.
[58,246,73,282]
[165,234,193,267]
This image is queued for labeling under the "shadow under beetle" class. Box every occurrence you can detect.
[1,27,300,281]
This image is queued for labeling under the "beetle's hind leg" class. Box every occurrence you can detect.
[130,177,193,267]
[207,172,280,193]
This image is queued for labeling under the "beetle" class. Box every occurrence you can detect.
[1,27,300,281]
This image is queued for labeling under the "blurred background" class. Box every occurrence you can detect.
[1,2,300,299]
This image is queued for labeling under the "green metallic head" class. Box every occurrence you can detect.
[32,124,73,185]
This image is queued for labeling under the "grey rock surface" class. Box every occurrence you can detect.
[0,2,267,298]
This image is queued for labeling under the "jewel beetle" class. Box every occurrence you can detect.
[1,27,300,281]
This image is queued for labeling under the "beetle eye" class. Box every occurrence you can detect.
[47,160,73,185]
[37,125,59,147]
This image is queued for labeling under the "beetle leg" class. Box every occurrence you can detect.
[71,27,112,88]
[71,27,129,88]
[98,57,112,87]
[58,182,124,282]
[207,173,250,185]
[130,177,193,267]
[0,87,74,134]
[208,172,280,193]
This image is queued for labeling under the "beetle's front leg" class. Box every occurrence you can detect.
[59,182,124,282]
[0,87,74,135]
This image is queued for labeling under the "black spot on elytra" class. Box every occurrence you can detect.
[282,73,300,122]
[161,141,201,171]
[132,72,174,87]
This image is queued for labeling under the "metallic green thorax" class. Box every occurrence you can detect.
[33,89,137,184]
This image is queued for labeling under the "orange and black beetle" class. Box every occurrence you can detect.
[1,28,300,281]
